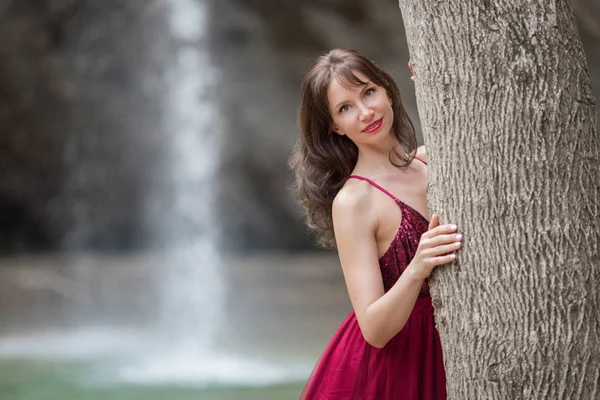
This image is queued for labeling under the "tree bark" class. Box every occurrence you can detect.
[398,0,600,398]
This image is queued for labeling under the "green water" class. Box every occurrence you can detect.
[0,360,304,400]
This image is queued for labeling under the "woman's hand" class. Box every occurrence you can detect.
[407,214,461,280]
[408,58,415,81]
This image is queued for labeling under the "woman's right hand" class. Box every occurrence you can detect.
[408,214,461,281]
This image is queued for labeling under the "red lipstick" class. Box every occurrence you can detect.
[362,118,383,133]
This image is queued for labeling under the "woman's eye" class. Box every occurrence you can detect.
[365,88,375,96]
[340,105,349,113]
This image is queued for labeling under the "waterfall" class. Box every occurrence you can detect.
[156,0,224,349]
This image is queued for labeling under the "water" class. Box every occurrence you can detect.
[153,0,224,348]
[0,253,347,398]
[0,326,310,391]
[0,359,303,400]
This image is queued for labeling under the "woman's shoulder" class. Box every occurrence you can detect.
[333,178,375,219]
[415,145,428,163]
[332,178,377,238]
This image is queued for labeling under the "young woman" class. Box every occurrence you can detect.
[289,49,462,399]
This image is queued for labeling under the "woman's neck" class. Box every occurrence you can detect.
[353,136,407,177]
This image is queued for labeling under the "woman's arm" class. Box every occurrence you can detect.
[333,182,459,348]
[333,184,419,348]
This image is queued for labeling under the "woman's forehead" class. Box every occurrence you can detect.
[327,71,372,103]
[332,69,371,88]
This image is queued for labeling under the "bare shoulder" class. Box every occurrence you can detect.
[332,179,379,238]
[332,179,374,220]
[415,145,428,163]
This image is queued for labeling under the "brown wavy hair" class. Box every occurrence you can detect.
[289,49,417,248]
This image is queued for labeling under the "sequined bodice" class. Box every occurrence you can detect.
[379,200,430,296]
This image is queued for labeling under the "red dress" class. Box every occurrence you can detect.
[300,160,447,400]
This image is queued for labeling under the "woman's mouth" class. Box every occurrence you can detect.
[362,118,383,133]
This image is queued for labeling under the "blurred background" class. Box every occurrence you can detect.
[0,1,598,399]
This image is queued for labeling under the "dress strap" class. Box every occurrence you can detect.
[347,175,398,202]
[347,157,425,203]
[414,156,427,165]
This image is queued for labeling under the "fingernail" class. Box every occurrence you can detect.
[451,224,457,230]
[456,234,462,240]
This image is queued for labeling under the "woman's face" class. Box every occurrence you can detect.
[327,70,393,145]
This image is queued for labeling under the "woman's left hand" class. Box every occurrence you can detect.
[408,59,414,81]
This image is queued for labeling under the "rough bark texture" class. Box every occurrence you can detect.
[399,0,600,398]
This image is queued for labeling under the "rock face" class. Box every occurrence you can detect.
[0,0,598,254]
[0,1,172,253]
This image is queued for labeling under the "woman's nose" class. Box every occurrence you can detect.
[358,104,374,121]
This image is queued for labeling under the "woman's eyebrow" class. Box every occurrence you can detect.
[332,82,372,110]
[333,99,348,110]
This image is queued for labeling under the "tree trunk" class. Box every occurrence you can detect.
[398,0,600,398]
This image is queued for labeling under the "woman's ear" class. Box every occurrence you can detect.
[331,125,345,136]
